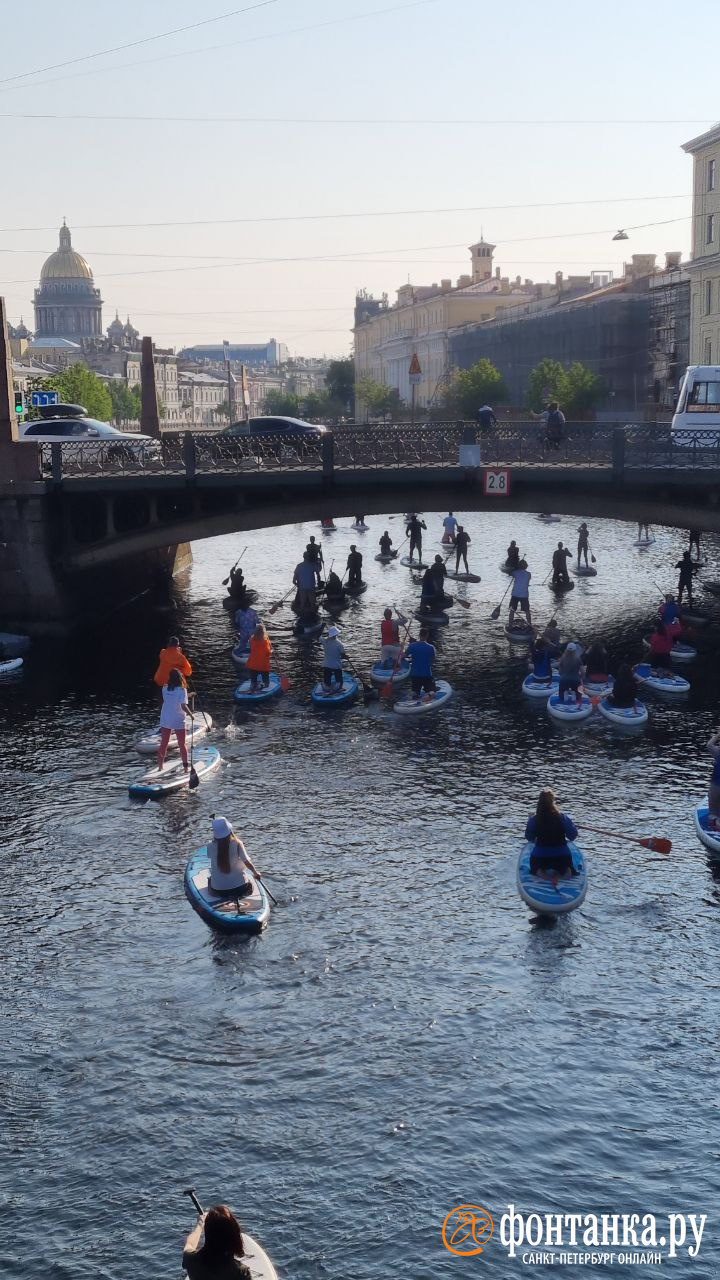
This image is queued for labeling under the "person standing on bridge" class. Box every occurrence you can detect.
[346,545,364,591]
[676,550,695,607]
[543,402,565,450]
[577,522,590,567]
[154,636,192,688]
[551,542,572,588]
[406,513,427,563]
[454,525,471,574]
[476,404,498,431]
[293,553,318,616]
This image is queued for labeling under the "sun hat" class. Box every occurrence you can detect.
[212,816,233,839]
[327,625,341,638]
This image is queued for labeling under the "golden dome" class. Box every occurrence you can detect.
[40,222,93,281]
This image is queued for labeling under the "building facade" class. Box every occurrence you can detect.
[178,371,228,425]
[178,339,288,367]
[127,352,182,423]
[34,223,103,340]
[682,124,720,365]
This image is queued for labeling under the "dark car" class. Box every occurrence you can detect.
[222,415,327,437]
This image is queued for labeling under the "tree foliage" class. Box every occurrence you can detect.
[356,375,403,418]
[107,380,141,422]
[263,389,302,416]
[526,359,568,412]
[526,359,605,416]
[325,357,354,408]
[442,359,507,417]
[47,363,113,422]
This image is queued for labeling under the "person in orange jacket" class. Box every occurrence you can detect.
[247,622,272,691]
[154,636,192,688]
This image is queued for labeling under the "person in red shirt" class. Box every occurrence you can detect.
[154,636,192,688]
[648,621,673,673]
[380,607,407,665]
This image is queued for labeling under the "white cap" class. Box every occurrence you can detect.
[212,816,233,839]
[567,641,581,653]
[327,625,341,638]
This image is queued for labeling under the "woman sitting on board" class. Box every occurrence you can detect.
[379,531,393,556]
[183,1202,251,1279]
[608,662,640,710]
[648,621,673,673]
[525,789,579,877]
[324,569,345,599]
[208,817,259,897]
[582,641,609,683]
[246,622,272,691]
[556,642,584,706]
[157,668,193,772]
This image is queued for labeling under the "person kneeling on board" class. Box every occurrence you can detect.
[379,530,393,556]
[322,625,346,692]
[154,635,192,687]
[405,626,437,701]
[183,1201,252,1280]
[557,642,584,706]
[380,607,405,665]
[608,662,640,710]
[648,621,673,673]
[246,622,272,691]
[525,788,579,877]
[506,540,520,570]
[582,641,609,683]
[551,541,572,587]
[158,668,193,772]
[325,569,345,599]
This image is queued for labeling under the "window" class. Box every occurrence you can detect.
[707,213,715,245]
[687,376,720,409]
[706,279,713,315]
[704,339,713,366]
[709,158,716,192]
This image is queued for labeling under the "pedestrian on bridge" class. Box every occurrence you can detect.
[676,550,695,607]
[542,402,565,450]
[406,513,427,563]
[476,404,498,431]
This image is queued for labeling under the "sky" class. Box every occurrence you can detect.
[0,0,717,358]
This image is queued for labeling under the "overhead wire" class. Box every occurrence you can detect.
[1,111,713,126]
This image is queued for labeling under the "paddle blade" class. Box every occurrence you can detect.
[591,554,597,563]
[490,605,502,620]
[188,765,200,790]
[455,597,472,609]
[280,675,290,692]
[381,680,393,698]
[641,836,672,854]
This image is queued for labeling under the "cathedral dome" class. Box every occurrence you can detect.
[40,222,93,282]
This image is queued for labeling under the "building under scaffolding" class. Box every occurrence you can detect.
[648,257,690,410]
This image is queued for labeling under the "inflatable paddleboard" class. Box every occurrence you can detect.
[547,692,593,722]
[504,624,533,643]
[0,657,23,678]
[393,678,452,715]
[135,713,213,756]
[310,674,359,705]
[633,663,690,696]
[413,610,449,626]
[323,595,348,611]
[597,697,648,727]
[693,804,720,859]
[549,579,575,593]
[350,522,369,532]
[375,552,398,563]
[371,659,411,686]
[704,580,720,597]
[633,536,655,547]
[572,564,597,577]
[445,568,481,582]
[234,673,283,703]
[184,847,270,935]
[231,644,250,667]
[583,675,614,696]
[522,673,560,699]
[401,556,428,569]
[129,745,221,798]
[499,560,517,575]
[345,581,368,597]
[642,638,696,663]
[517,841,587,915]
[293,616,325,638]
[538,514,562,523]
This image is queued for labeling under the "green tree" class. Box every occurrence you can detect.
[563,362,606,416]
[325,357,354,408]
[264,389,301,416]
[526,359,568,412]
[442,359,507,417]
[48,363,113,422]
[107,380,141,423]
[356,375,403,419]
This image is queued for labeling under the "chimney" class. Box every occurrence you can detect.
[515,275,521,285]
[665,251,682,270]
[440,278,452,292]
[495,266,501,279]
[457,274,472,288]
[555,270,564,288]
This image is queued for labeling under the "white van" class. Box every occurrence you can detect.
[671,365,720,443]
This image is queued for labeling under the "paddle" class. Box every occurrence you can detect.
[222,547,247,587]
[258,875,278,905]
[183,1188,204,1216]
[269,585,296,615]
[577,823,672,855]
[272,643,291,692]
[343,653,378,701]
[188,684,211,733]
[491,579,513,620]
[381,609,413,698]
[188,704,200,790]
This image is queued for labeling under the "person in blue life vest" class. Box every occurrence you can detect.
[405,626,437,701]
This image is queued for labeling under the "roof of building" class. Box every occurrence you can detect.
[178,371,226,385]
[682,123,720,154]
[27,335,83,350]
[40,221,93,282]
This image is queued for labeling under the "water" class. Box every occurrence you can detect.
[1,511,719,1279]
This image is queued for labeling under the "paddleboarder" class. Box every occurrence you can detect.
[406,513,427,563]
[689,528,701,558]
[380,607,406,664]
[157,668,193,772]
[379,530,393,556]
[325,568,345,600]
[506,540,520,570]
[442,511,458,544]
[706,733,720,831]
[183,1201,253,1279]
[454,526,471,574]
[321,624,346,692]
[234,604,259,653]
[676,550,695,606]
[557,642,584,706]
[509,560,532,629]
[528,634,553,684]
[246,623,273,692]
[347,545,363,590]
[405,626,437,701]
[525,789,579,876]
[658,594,683,641]
[305,535,323,565]
[419,564,442,612]
[551,541,572,588]
[637,520,651,541]
[648,621,674,673]
[608,662,640,710]
[154,636,192,688]
[582,641,609,682]
[227,564,248,602]
[577,522,590,567]
[206,818,260,897]
[542,618,563,654]
[293,553,318,615]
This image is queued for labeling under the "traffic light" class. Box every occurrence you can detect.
[14,391,23,415]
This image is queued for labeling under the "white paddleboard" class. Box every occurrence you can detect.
[134,714,213,756]
[129,746,221,797]
[393,678,453,714]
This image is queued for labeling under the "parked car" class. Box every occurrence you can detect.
[20,404,161,464]
[221,415,327,438]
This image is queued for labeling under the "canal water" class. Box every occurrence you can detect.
[1,510,719,1279]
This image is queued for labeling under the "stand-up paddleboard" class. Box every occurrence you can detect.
[633,536,656,547]
[597,696,648,727]
[135,714,213,755]
[517,841,587,915]
[633,663,690,696]
[323,595,348,611]
[549,579,575,593]
[499,560,517,575]
[583,675,614,697]
[350,522,369,532]
[371,659,411,686]
[693,804,720,859]
[129,745,221,798]
[413,609,449,626]
[293,616,325,638]
[401,556,428,569]
[184,847,270,935]
[393,678,452,715]
[319,521,336,531]
[680,608,711,627]
[0,657,23,678]
[310,674,359,705]
[375,551,399,563]
[346,581,368,597]
[234,673,283,703]
[504,623,533,643]
[445,568,481,582]
[522,673,560,699]
[537,513,562,523]
[231,644,250,667]
[642,637,696,663]
[572,564,597,577]
[547,692,593,722]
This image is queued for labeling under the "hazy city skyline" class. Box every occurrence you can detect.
[2,0,717,356]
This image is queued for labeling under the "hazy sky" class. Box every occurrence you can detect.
[1,0,717,357]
